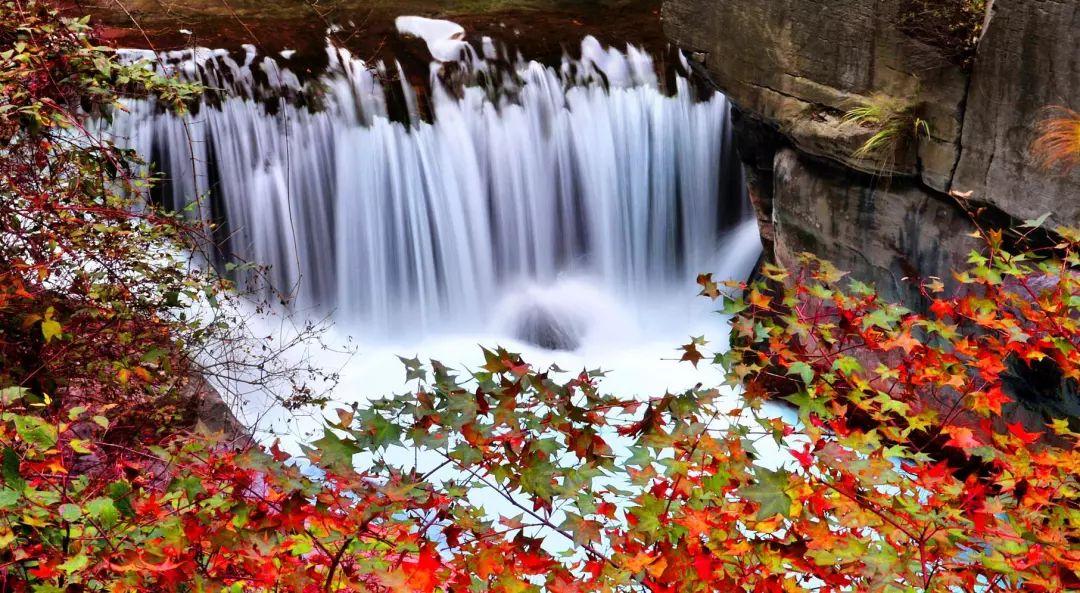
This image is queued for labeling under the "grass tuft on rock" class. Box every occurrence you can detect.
[842,94,930,163]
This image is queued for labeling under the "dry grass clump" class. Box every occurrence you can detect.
[1032,106,1080,173]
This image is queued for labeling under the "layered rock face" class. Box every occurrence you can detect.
[663,0,1080,302]
[771,148,977,306]
[954,1,1080,225]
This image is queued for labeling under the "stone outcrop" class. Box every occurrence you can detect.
[953,0,1080,227]
[772,148,975,306]
[663,0,1080,302]
[187,373,250,443]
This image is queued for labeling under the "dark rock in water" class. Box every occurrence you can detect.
[511,305,583,351]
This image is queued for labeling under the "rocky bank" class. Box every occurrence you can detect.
[663,0,1080,305]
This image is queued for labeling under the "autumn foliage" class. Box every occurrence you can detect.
[2,3,1079,593]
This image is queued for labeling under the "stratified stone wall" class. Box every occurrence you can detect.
[663,0,1080,302]
[953,0,1080,227]
[664,0,1080,422]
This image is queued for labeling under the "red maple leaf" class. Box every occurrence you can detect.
[1007,422,1042,445]
[929,299,955,319]
[401,545,441,593]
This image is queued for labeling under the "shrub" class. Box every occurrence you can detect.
[0,388,452,592]
[0,0,330,424]
[1,0,205,425]
[0,5,340,589]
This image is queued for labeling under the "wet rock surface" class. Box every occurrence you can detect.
[772,148,976,306]
[663,0,969,188]
[953,0,1080,228]
[511,305,584,351]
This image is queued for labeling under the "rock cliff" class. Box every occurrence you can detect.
[664,0,1080,302]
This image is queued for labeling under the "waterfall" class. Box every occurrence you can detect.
[106,35,752,343]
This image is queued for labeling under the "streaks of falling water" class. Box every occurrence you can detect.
[105,36,750,339]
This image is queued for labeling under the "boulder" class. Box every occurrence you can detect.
[510,304,583,351]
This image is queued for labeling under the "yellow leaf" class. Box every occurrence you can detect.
[70,439,93,454]
[1048,418,1073,436]
[22,513,49,528]
[41,319,62,343]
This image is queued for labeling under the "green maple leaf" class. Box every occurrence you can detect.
[783,390,832,420]
[13,415,57,449]
[832,356,863,376]
[366,415,402,449]
[625,446,652,469]
[309,429,362,473]
[740,468,792,520]
[629,496,664,536]
[397,355,427,382]
[519,459,556,501]
[721,295,748,315]
[86,496,120,528]
[786,361,815,385]
[560,512,602,546]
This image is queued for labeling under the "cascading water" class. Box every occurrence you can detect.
[106,31,756,351]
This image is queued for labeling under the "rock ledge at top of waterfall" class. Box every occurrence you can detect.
[395,16,469,62]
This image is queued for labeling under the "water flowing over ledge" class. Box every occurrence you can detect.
[105,33,756,346]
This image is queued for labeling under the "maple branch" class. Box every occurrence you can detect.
[435,450,617,569]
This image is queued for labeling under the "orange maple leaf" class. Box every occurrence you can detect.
[944,426,982,450]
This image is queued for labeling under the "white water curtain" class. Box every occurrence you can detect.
[106,37,748,336]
